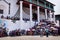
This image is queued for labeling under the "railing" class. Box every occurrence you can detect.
[32,0,37,5]
[24,0,54,11]
[39,3,45,7]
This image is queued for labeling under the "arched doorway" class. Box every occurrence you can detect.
[33,13,37,21]
[33,13,37,26]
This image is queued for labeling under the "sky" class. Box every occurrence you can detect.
[48,0,60,15]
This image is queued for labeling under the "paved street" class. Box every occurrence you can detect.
[0,36,60,40]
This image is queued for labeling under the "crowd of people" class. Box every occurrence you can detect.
[0,27,8,37]
[0,19,60,37]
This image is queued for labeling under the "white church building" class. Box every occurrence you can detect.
[0,0,56,31]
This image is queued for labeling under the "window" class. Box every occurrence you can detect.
[0,9,3,14]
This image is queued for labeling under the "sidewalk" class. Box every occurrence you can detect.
[0,36,60,40]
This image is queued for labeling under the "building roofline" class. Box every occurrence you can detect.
[46,0,55,6]
[56,14,60,16]
[18,0,55,6]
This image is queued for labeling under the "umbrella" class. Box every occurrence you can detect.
[51,27,58,30]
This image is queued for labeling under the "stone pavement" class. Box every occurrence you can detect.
[0,36,60,40]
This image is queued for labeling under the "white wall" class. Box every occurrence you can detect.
[0,0,19,17]
[0,0,20,31]
[2,19,35,31]
[0,1,9,17]
[3,19,21,32]
[23,7,30,19]
[7,0,19,17]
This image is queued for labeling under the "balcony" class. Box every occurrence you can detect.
[24,0,54,11]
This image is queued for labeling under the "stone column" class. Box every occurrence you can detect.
[20,1,23,21]
[20,1,23,30]
[49,11,52,21]
[45,9,48,19]
[30,4,32,22]
[30,4,32,27]
[53,12,55,23]
[37,6,40,23]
